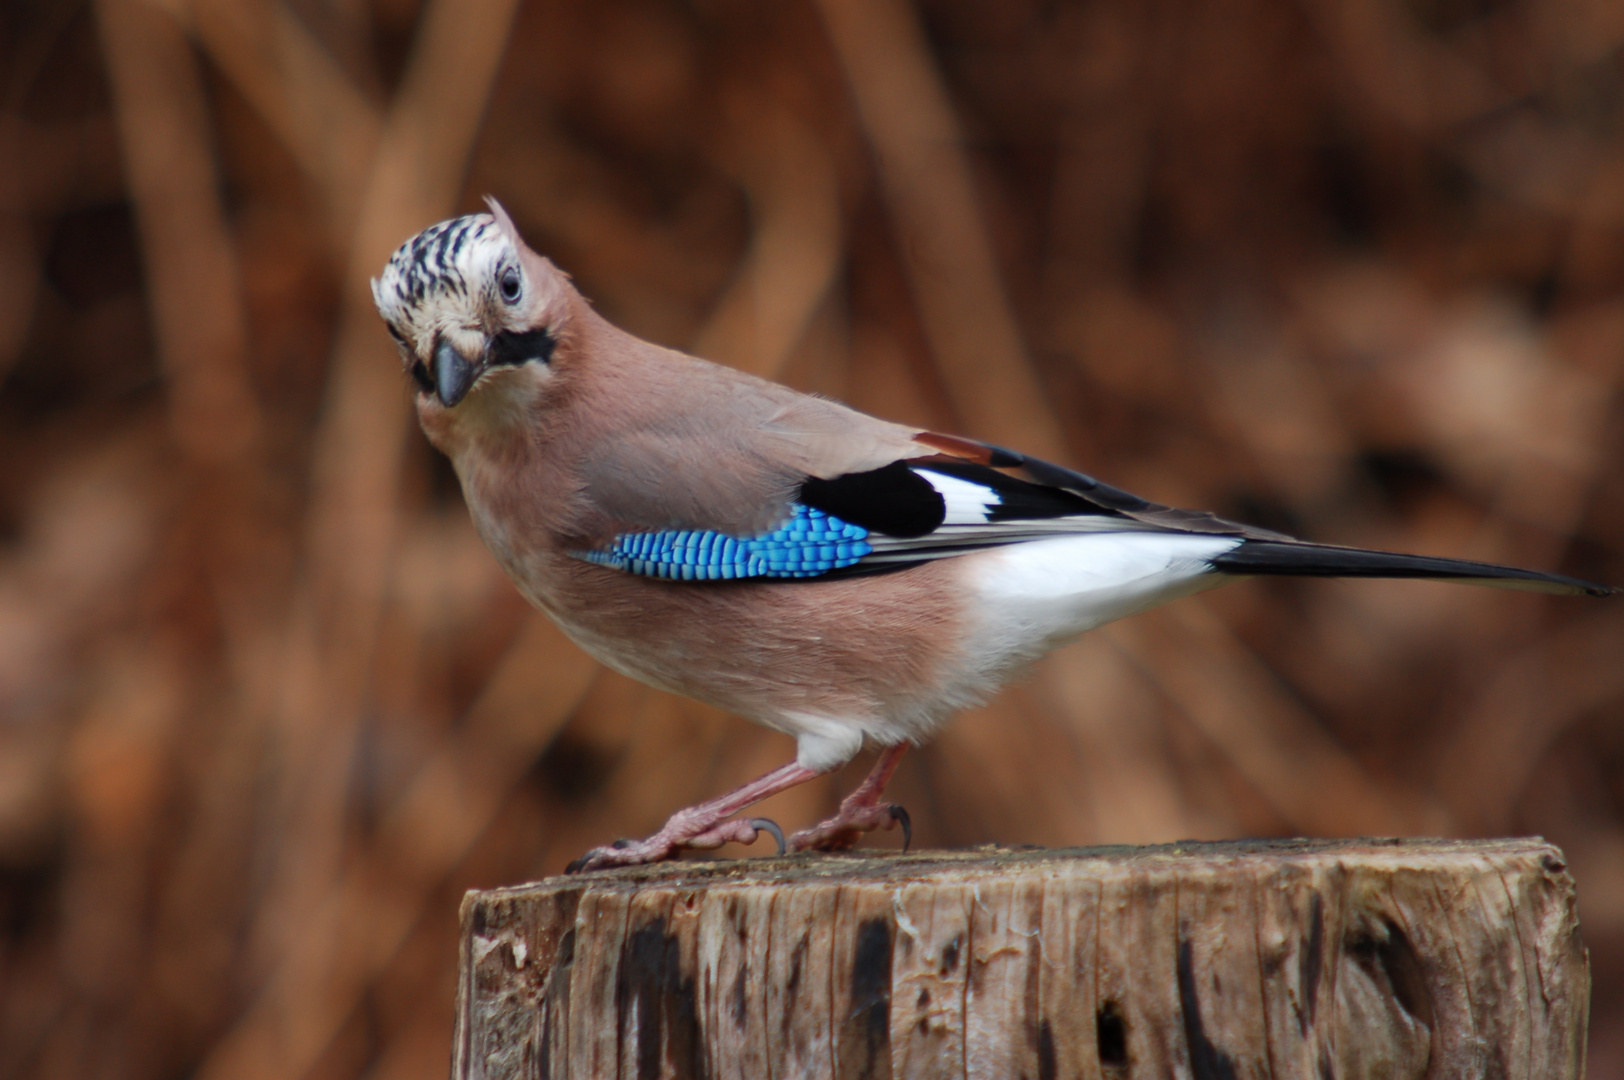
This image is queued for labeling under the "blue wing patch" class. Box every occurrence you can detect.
[578,505,872,580]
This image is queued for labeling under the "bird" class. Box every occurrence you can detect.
[372,200,1616,872]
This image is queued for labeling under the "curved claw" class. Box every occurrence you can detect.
[750,817,786,855]
[567,837,646,872]
[888,804,912,853]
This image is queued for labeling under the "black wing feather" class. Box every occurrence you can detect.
[979,443,1292,540]
[797,458,1135,539]
[910,461,1118,521]
[1212,540,1616,597]
[919,437,1617,595]
[798,461,945,538]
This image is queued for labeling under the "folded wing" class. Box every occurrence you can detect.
[573,430,1616,597]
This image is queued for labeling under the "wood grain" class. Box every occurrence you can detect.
[454,838,1588,1079]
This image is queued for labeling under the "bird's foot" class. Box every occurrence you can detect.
[566,814,784,873]
[788,800,911,853]
[564,760,816,872]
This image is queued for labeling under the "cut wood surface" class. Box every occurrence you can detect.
[454,838,1588,1079]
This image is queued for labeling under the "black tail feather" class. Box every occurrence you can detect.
[1210,540,1617,598]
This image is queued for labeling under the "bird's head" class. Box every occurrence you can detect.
[372,199,570,434]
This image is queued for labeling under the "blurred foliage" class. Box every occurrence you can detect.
[1,0,1623,1077]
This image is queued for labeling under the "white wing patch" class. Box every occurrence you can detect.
[917,469,1000,524]
[859,465,1175,564]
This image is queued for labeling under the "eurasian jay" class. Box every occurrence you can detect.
[373,202,1615,872]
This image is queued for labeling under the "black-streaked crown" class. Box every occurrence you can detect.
[372,213,518,354]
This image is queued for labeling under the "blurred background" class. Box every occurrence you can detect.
[2,0,1623,1076]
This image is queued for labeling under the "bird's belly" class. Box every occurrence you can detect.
[508,553,980,748]
[495,532,1241,752]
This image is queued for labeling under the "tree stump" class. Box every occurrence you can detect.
[453,838,1588,1079]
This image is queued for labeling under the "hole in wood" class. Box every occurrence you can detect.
[1096,1000,1127,1068]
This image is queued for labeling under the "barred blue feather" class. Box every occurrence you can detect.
[577,505,872,580]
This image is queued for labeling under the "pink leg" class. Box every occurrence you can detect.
[788,743,911,852]
[567,760,818,872]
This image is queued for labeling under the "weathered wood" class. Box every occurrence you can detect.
[453,839,1588,1079]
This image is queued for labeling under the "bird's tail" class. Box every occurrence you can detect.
[1209,540,1617,598]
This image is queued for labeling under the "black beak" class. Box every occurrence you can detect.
[433,337,479,407]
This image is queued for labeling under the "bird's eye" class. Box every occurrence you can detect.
[499,266,522,303]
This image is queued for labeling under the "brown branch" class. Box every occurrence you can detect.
[95,0,261,466]
[190,0,525,1075]
[818,0,1069,460]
